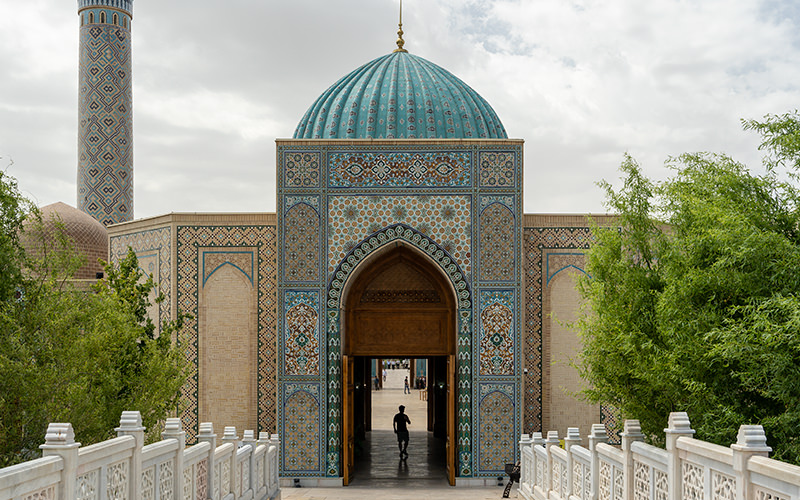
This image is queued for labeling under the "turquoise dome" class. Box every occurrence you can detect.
[294,50,507,139]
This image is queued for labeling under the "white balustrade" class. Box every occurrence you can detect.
[0,412,281,500]
[519,412,800,500]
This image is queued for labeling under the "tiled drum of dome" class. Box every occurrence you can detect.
[284,152,321,188]
[78,18,132,225]
[284,198,320,282]
[283,385,321,473]
[284,291,320,376]
[480,198,515,281]
[479,290,515,375]
[328,151,471,187]
[327,195,471,277]
[478,384,515,473]
[478,151,516,188]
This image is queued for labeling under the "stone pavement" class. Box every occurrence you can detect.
[282,366,519,499]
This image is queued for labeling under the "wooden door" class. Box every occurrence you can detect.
[446,354,456,486]
[343,354,354,485]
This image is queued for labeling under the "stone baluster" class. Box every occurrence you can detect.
[115,411,145,500]
[531,432,545,489]
[519,434,532,487]
[242,430,257,495]
[257,431,271,490]
[621,420,644,500]
[39,423,80,500]
[564,427,582,500]
[588,423,608,500]
[222,426,238,496]
[162,418,186,499]
[665,412,694,500]
[270,433,281,489]
[197,422,217,500]
[731,425,771,500]
[545,430,560,494]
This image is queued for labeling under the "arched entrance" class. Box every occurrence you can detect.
[341,244,457,485]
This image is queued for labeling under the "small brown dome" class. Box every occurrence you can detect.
[23,202,109,280]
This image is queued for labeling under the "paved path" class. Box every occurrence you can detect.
[282,366,519,498]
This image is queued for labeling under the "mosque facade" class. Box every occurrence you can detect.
[68,0,619,486]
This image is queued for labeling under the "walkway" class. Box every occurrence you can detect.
[282,366,518,499]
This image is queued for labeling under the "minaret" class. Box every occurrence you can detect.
[77,0,133,226]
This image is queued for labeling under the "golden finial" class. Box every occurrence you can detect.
[394,0,408,53]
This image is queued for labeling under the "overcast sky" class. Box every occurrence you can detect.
[1,0,798,218]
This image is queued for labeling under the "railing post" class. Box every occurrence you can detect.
[115,411,145,500]
[731,425,771,500]
[197,422,217,500]
[242,430,257,494]
[621,420,644,500]
[531,432,544,490]
[222,426,238,496]
[258,432,271,491]
[162,418,186,500]
[564,427,581,499]
[39,423,80,500]
[664,412,694,500]
[588,423,608,500]
[270,433,281,492]
[545,430,559,495]
[519,433,531,487]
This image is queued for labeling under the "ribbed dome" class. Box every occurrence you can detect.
[294,51,507,139]
[22,202,108,280]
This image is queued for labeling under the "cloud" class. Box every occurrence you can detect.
[0,0,798,217]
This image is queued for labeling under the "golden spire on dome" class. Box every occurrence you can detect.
[394,0,408,52]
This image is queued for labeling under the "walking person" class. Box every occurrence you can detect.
[404,376,410,394]
[393,405,411,459]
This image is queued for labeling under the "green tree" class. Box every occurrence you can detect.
[576,111,800,463]
[0,171,188,466]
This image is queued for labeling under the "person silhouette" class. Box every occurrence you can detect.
[393,405,411,459]
[404,376,410,394]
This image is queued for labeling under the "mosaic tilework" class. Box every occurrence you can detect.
[457,310,474,477]
[283,199,320,282]
[110,227,171,329]
[284,291,320,376]
[601,404,622,445]
[479,290,515,375]
[203,251,254,285]
[327,224,472,310]
[523,228,592,435]
[480,200,515,281]
[478,151,516,188]
[477,384,516,473]
[283,385,321,472]
[324,310,341,477]
[284,151,321,188]
[327,195,471,277]
[176,225,277,441]
[329,151,471,187]
[78,18,132,226]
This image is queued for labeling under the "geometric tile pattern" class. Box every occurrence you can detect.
[78,12,133,226]
[327,195,472,277]
[478,151,516,188]
[284,152,321,188]
[479,199,515,281]
[329,151,471,187]
[477,384,515,473]
[523,227,592,435]
[284,291,320,376]
[283,200,320,282]
[283,385,321,473]
[109,226,171,330]
[176,225,277,441]
[479,290,515,375]
[278,141,522,480]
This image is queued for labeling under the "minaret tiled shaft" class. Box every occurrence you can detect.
[77,0,133,226]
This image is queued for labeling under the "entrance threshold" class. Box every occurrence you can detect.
[349,429,448,487]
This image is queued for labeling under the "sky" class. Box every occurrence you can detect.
[1,0,798,218]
